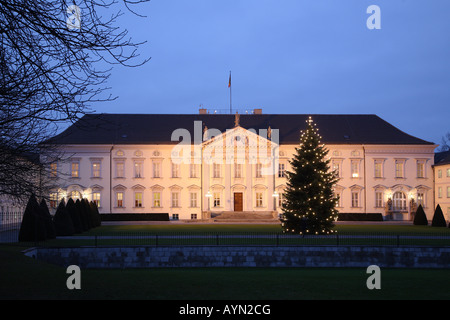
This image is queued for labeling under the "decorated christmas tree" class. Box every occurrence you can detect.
[281,116,339,235]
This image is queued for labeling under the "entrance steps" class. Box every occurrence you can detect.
[210,211,279,222]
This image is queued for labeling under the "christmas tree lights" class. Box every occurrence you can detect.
[281,116,339,235]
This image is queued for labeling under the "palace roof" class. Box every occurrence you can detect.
[46,113,434,146]
[434,150,450,166]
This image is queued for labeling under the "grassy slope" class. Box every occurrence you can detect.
[1,223,450,300]
[1,243,449,300]
[86,223,450,234]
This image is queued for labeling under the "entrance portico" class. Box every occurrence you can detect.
[201,124,279,218]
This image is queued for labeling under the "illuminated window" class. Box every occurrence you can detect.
[116,192,124,208]
[153,192,161,207]
[393,192,406,211]
[134,161,143,178]
[351,160,359,178]
[70,191,81,200]
[93,192,101,207]
[50,162,57,178]
[92,162,101,178]
[71,162,79,178]
[256,192,263,207]
[49,192,58,209]
[135,192,143,207]
[213,192,221,207]
[417,192,424,206]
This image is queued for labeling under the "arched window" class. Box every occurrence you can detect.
[392,192,406,211]
[69,191,81,200]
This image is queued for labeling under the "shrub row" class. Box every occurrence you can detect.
[100,213,170,221]
[413,204,449,227]
[337,213,383,221]
[18,195,101,242]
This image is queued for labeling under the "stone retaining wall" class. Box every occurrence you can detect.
[23,246,450,269]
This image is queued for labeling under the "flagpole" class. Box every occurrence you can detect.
[229,71,232,114]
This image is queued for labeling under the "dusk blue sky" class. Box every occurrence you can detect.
[94,0,450,147]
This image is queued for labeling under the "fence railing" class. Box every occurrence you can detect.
[0,211,23,232]
[4,231,450,247]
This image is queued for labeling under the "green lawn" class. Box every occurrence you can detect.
[1,244,449,300]
[29,223,450,247]
[1,223,449,300]
[82,223,450,234]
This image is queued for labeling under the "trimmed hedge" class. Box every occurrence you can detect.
[18,195,47,242]
[337,213,383,221]
[413,205,428,226]
[53,199,75,236]
[101,213,170,222]
[75,199,88,232]
[40,199,56,239]
[432,204,447,227]
[67,198,82,234]
[89,201,102,227]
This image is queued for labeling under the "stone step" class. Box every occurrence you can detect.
[212,211,277,220]
[212,219,280,223]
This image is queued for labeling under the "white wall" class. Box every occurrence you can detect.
[49,140,436,221]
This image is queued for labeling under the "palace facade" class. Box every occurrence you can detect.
[44,110,437,221]
[434,150,450,220]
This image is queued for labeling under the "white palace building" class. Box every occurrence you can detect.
[44,109,437,221]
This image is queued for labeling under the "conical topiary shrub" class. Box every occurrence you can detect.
[75,199,88,232]
[90,201,101,227]
[40,198,56,239]
[82,198,94,229]
[18,194,47,242]
[81,198,92,230]
[66,198,82,233]
[413,204,428,226]
[431,204,447,227]
[53,199,75,236]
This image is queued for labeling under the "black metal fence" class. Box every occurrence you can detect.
[3,231,450,247]
[0,211,22,232]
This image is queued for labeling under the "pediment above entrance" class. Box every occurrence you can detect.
[202,126,279,164]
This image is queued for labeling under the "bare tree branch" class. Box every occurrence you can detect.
[0,0,150,203]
